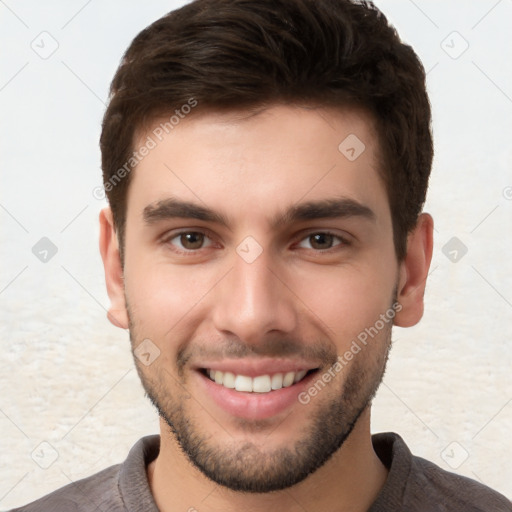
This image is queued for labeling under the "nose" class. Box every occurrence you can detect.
[211,249,298,345]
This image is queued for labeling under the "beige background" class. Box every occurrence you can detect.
[1,0,511,509]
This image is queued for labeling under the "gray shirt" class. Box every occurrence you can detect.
[10,432,512,512]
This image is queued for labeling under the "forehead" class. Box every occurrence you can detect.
[127,105,390,227]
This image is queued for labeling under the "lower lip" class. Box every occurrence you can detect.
[196,370,318,420]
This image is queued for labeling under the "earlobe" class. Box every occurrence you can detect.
[394,213,434,328]
[99,207,129,329]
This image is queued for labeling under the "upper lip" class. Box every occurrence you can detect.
[194,358,320,377]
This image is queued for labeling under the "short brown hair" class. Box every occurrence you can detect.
[100,0,433,262]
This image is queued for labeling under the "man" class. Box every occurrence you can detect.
[13,0,511,511]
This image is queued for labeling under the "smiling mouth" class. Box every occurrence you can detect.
[200,368,319,393]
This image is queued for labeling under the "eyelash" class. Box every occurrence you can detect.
[161,229,350,255]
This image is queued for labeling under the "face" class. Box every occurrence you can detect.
[116,105,401,491]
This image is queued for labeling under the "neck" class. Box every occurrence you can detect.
[147,407,388,512]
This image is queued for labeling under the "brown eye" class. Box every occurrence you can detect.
[297,232,345,251]
[165,231,214,252]
[179,232,205,250]
[309,233,334,250]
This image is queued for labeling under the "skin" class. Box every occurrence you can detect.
[100,105,433,512]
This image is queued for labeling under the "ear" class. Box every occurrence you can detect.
[99,207,129,329]
[394,213,434,328]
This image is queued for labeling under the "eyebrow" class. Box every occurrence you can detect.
[143,196,376,229]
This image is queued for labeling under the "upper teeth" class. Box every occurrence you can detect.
[207,369,308,392]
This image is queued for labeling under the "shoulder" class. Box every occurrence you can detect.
[9,463,123,512]
[408,454,512,512]
[371,432,512,512]
[9,435,160,512]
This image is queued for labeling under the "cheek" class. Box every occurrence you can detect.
[290,261,396,343]
[124,262,218,337]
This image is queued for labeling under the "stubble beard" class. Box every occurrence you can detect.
[128,309,393,493]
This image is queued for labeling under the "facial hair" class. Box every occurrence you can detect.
[128,301,394,493]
